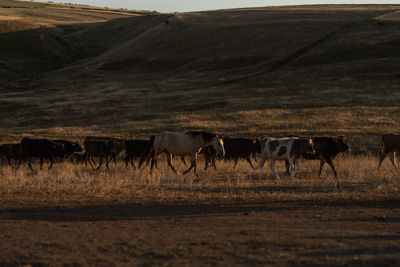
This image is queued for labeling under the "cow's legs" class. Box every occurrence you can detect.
[269,159,279,179]
[246,156,256,169]
[233,158,238,169]
[166,153,178,174]
[105,157,110,171]
[180,155,187,166]
[318,160,325,176]
[48,158,54,170]
[326,158,337,177]
[378,151,388,169]
[389,152,397,169]
[294,158,300,173]
[258,153,267,169]
[288,159,295,178]
[40,157,44,170]
[97,157,103,170]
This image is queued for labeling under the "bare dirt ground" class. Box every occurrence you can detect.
[0,157,399,266]
[1,198,399,266]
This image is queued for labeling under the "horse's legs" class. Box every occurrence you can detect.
[204,158,209,170]
[269,159,279,179]
[318,160,325,176]
[212,158,217,170]
[166,153,178,174]
[183,154,197,175]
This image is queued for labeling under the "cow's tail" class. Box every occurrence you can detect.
[139,135,155,168]
[379,135,386,157]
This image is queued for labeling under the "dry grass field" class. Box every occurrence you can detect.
[0,0,400,266]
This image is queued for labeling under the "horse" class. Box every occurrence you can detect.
[139,131,225,175]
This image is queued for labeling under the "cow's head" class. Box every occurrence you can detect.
[338,136,350,153]
[253,139,263,153]
[300,138,315,155]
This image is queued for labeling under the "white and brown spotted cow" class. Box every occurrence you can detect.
[259,137,314,178]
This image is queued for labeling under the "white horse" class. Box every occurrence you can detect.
[140,131,225,175]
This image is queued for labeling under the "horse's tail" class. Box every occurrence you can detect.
[139,135,155,168]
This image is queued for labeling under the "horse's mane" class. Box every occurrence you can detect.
[186,131,215,142]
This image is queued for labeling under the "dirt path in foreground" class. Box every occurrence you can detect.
[0,201,399,266]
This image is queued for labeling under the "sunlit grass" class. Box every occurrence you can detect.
[0,154,398,208]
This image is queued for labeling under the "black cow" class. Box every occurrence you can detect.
[17,138,67,170]
[124,139,152,169]
[201,137,262,170]
[54,140,82,157]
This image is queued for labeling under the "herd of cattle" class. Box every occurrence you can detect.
[0,132,399,177]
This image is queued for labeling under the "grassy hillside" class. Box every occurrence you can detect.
[0,1,400,153]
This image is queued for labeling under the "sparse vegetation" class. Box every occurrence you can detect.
[0,1,399,266]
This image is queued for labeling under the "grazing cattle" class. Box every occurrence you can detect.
[124,139,152,169]
[83,137,116,170]
[201,137,262,170]
[0,144,20,166]
[286,136,350,177]
[69,152,84,164]
[259,137,314,178]
[17,138,66,170]
[378,134,400,169]
[140,131,225,175]
[126,139,187,169]
[53,140,82,157]
[0,145,12,166]
[85,136,125,164]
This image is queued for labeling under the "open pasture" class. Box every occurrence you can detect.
[0,1,400,265]
[0,154,399,266]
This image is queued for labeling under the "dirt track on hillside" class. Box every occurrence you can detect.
[1,200,399,266]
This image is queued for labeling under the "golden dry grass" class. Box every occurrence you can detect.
[1,155,398,208]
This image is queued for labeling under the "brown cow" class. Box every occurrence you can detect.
[285,136,350,177]
[85,136,126,164]
[200,137,262,170]
[378,134,400,169]
[83,137,117,170]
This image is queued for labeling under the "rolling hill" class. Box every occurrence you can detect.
[0,1,400,153]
